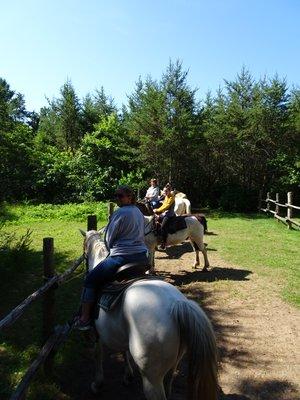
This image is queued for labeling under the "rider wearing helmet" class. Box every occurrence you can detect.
[153,186,175,250]
[75,185,148,330]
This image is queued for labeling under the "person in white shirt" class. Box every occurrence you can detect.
[145,178,160,208]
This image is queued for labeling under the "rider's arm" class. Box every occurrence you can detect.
[155,195,175,213]
[104,212,122,250]
[145,187,152,199]
[151,187,160,199]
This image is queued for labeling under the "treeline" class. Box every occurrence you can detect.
[0,61,299,210]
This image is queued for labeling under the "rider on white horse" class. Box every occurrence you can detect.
[144,178,161,209]
[75,185,148,330]
[153,186,176,250]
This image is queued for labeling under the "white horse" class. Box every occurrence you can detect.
[144,215,209,272]
[174,193,191,216]
[80,230,218,400]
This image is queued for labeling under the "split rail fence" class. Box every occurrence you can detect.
[0,203,114,400]
[260,191,300,229]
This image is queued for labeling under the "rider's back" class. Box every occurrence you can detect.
[105,205,147,256]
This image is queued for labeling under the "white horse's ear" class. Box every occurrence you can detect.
[79,229,86,237]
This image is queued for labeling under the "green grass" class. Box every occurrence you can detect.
[0,201,109,225]
[0,204,299,399]
[206,212,300,306]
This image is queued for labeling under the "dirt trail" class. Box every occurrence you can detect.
[65,243,299,400]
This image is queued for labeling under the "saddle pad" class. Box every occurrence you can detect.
[167,216,187,234]
[98,276,162,312]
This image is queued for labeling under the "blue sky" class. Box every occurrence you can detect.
[1,0,299,111]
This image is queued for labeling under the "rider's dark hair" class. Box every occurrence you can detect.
[116,185,136,204]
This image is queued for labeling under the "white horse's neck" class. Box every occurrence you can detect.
[144,215,155,235]
[86,233,108,270]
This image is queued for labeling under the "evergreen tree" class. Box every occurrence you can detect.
[38,81,82,150]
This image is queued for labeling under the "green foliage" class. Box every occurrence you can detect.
[0,78,27,131]
[118,168,148,193]
[0,64,299,209]
[0,124,36,201]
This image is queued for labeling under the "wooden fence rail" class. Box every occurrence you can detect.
[0,210,111,400]
[260,191,300,229]
[0,254,85,330]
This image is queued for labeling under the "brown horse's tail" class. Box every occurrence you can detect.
[172,300,218,400]
[194,214,208,232]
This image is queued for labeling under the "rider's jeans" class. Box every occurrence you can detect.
[81,251,149,303]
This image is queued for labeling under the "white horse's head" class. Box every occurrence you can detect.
[79,229,108,270]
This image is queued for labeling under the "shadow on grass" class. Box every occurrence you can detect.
[0,203,17,223]
[160,266,252,285]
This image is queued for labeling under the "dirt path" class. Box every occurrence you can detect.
[156,244,300,400]
[64,243,299,400]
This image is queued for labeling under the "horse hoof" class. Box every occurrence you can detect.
[201,267,209,273]
[91,381,103,394]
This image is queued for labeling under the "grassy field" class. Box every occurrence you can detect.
[0,204,299,399]
[207,212,299,306]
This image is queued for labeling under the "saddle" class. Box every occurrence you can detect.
[155,216,187,236]
[97,262,152,312]
[167,216,187,234]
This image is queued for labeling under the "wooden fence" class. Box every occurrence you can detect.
[260,191,300,229]
[0,203,114,400]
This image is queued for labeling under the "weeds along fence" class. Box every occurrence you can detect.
[260,191,300,230]
[0,203,114,400]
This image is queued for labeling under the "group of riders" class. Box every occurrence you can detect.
[143,178,177,249]
[75,179,179,330]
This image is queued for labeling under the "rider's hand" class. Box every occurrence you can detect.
[153,209,157,213]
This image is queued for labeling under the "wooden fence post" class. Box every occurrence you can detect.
[42,237,55,376]
[107,202,114,220]
[287,192,293,229]
[266,192,270,213]
[87,215,97,231]
[275,193,280,216]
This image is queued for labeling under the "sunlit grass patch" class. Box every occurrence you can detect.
[207,213,300,307]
